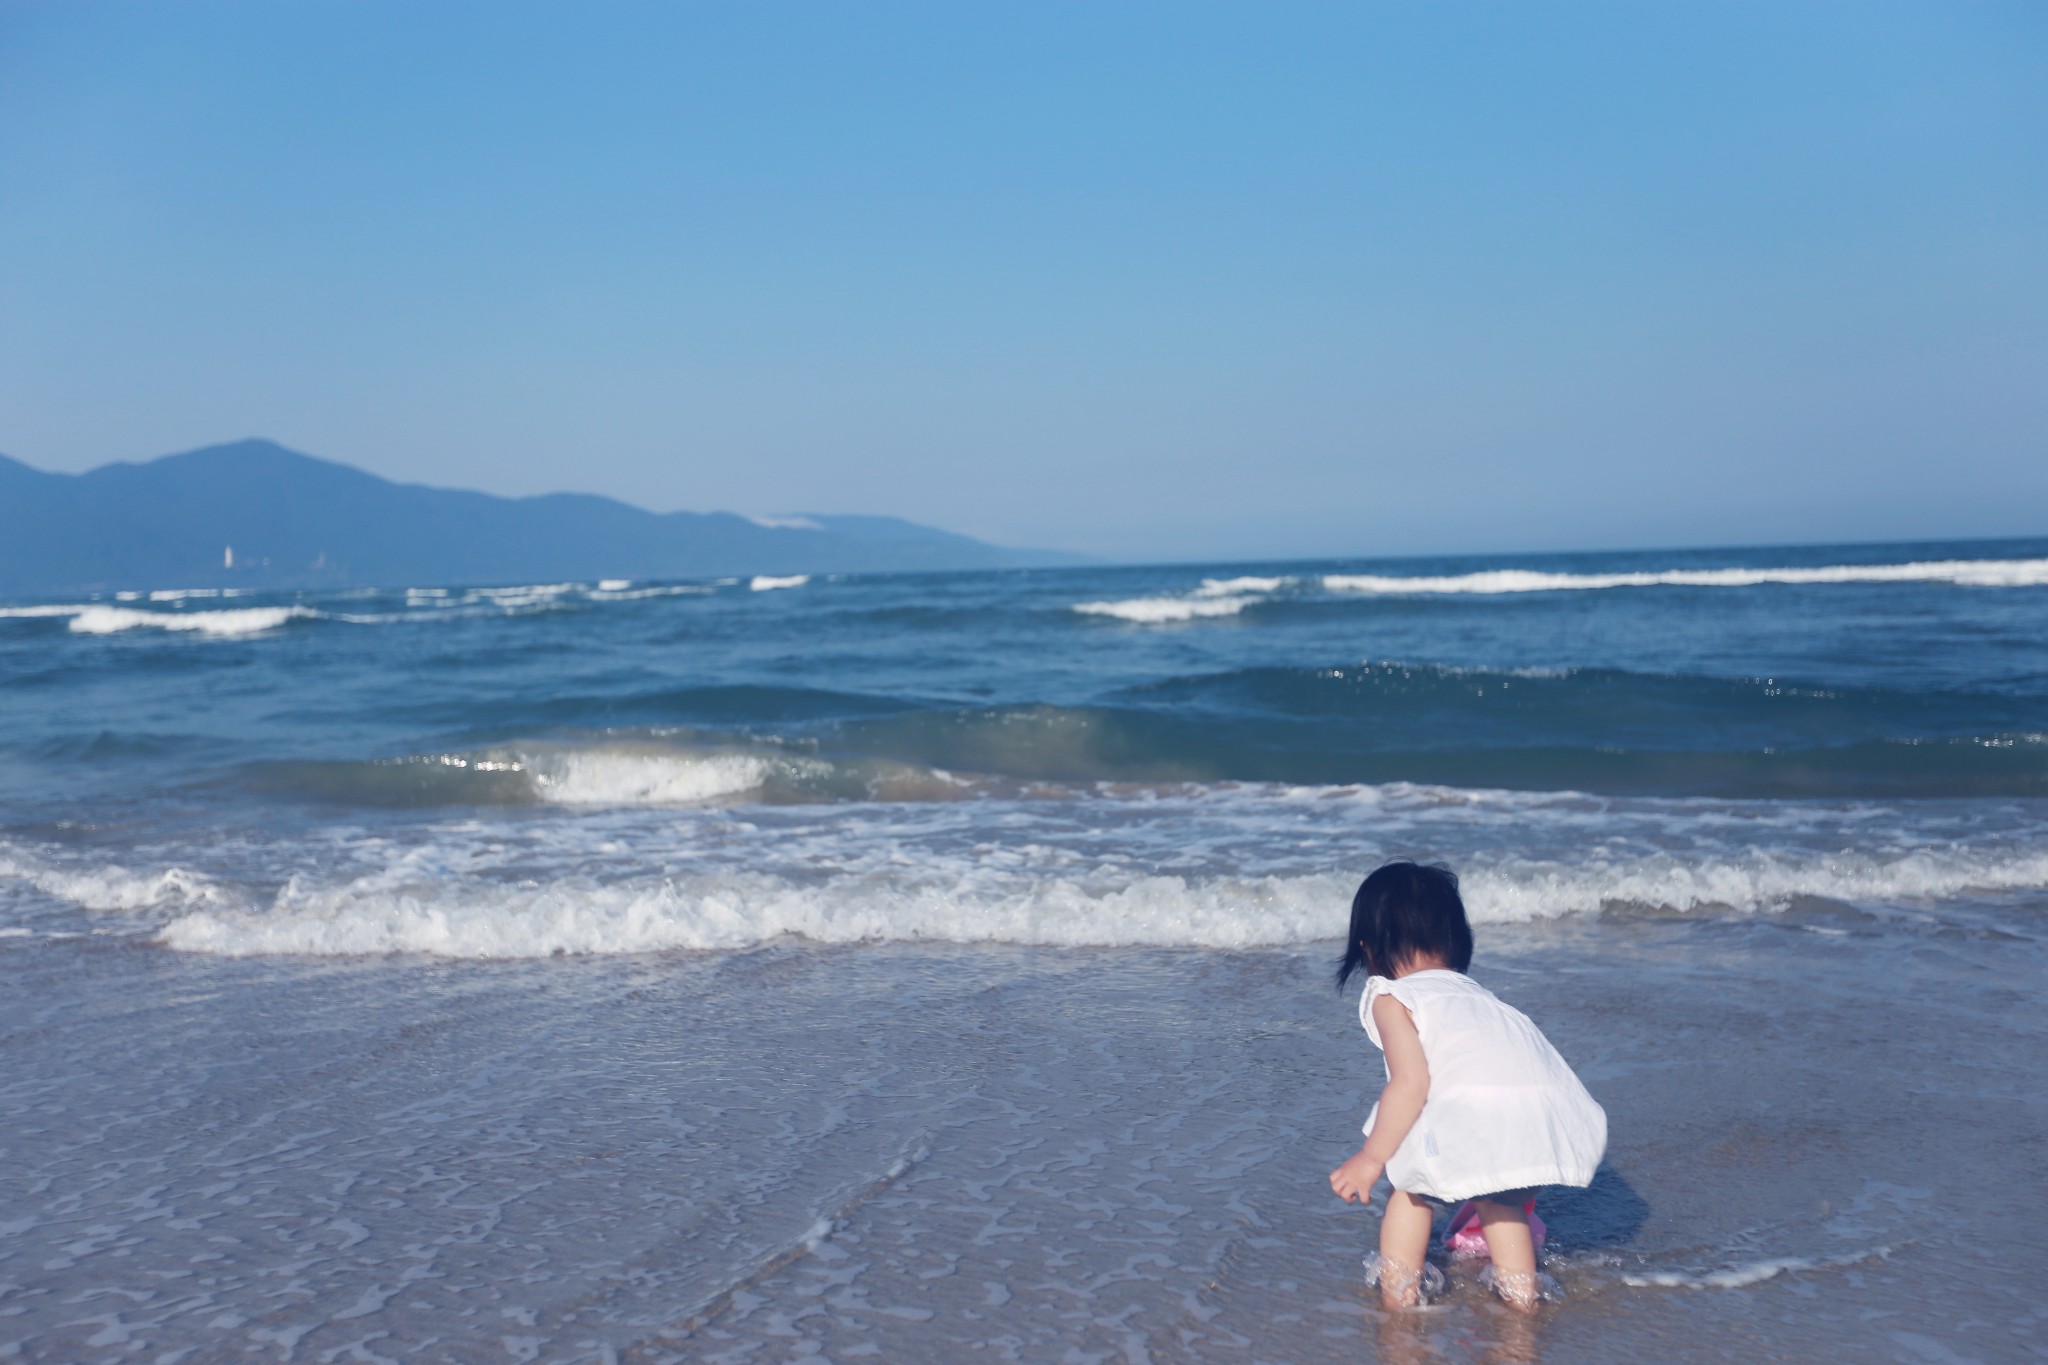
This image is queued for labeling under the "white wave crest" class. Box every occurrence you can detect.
[67,605,316,636]
[525,751,796,806]
[1074,594,1258,623]
[1322,557,2048,596]
[0,604,95,620]
[1073,574,1294,623]
[150,837,2048,959]
[157,870,1357,958]
[750,575,810,591]
[1,851,222,912]
[1460,846,2048,921]
[459,583,582,609]
[584,584,714,601]
[469,583,580,600]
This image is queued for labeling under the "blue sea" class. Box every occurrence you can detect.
[3,539,2045,1362]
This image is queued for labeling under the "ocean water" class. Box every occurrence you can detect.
[2,539,2045,1362]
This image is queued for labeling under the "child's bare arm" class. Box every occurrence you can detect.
[1329,994,1431,1204]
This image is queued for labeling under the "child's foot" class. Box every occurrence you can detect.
[1362,1253,1445,1308]
[1477,1264,1563,1309]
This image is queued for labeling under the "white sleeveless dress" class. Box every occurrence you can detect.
[1360,969,1607,1202]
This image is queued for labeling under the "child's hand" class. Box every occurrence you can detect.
[1329,1149,1384,1205]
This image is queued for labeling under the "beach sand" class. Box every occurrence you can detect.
[4,898,2041,1363]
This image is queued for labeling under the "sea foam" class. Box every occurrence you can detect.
[1619,1245,1894,1290]
[458,583,582,610]
[1458,846,2048,922]
[155,869,1358,958]
[525,750,792,806]
[5,600,329,636]
[144,834,2048,959]
[1073,595,1258,623]
[0,849,221,912]
[1074,555,2048,626]
[1322,557,2048,595]
[67,605,316,636]
[0,604,96,619]
[1073,576,1292,623]
[750,575,810,591]
[584,584,714,601]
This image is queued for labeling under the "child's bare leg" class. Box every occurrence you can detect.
[1375,1189,1436,1308]
[1474,1199,1540,1310]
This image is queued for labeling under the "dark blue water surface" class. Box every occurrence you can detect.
[4,537,2045,817]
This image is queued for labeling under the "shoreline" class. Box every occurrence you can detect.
[2,911,2039,1362]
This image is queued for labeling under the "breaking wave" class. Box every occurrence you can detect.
[528,749,790,805]
[0,848,223,912]
[147,840,2048,958]
[0,604,97,619]
[1068,555,2048,623]
[586,584,712,601]
[0,577,750,639]
[69,605,318,636]
[1322,556,2048,596]
[1,602,319,635]
[242,742,974,809]
[1074,595,1258,623]
[13,759,2047,959]
[231,654,2048,807]
[156,870,1353,957]
[1073,576,1294,623]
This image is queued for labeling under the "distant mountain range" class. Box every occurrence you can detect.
[0,440,1081,595]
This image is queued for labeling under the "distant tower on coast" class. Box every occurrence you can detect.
[224,545,234,569]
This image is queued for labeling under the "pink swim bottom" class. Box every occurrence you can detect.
[1443,1198,1548,1260]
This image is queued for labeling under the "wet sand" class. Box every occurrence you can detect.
[2,898,2043,1362]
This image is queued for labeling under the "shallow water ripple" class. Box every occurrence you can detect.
[3,909,2041,1363]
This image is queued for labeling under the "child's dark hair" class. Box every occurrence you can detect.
[1335,861,1474,989]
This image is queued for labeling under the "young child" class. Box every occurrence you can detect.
[1327,861,1606,1309]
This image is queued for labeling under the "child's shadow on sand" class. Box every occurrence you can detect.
[1531,1164,1648,1250]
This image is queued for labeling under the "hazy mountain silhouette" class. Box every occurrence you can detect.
[0,439,1080,594]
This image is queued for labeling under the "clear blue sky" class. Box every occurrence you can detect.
[2,2,2043,561]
